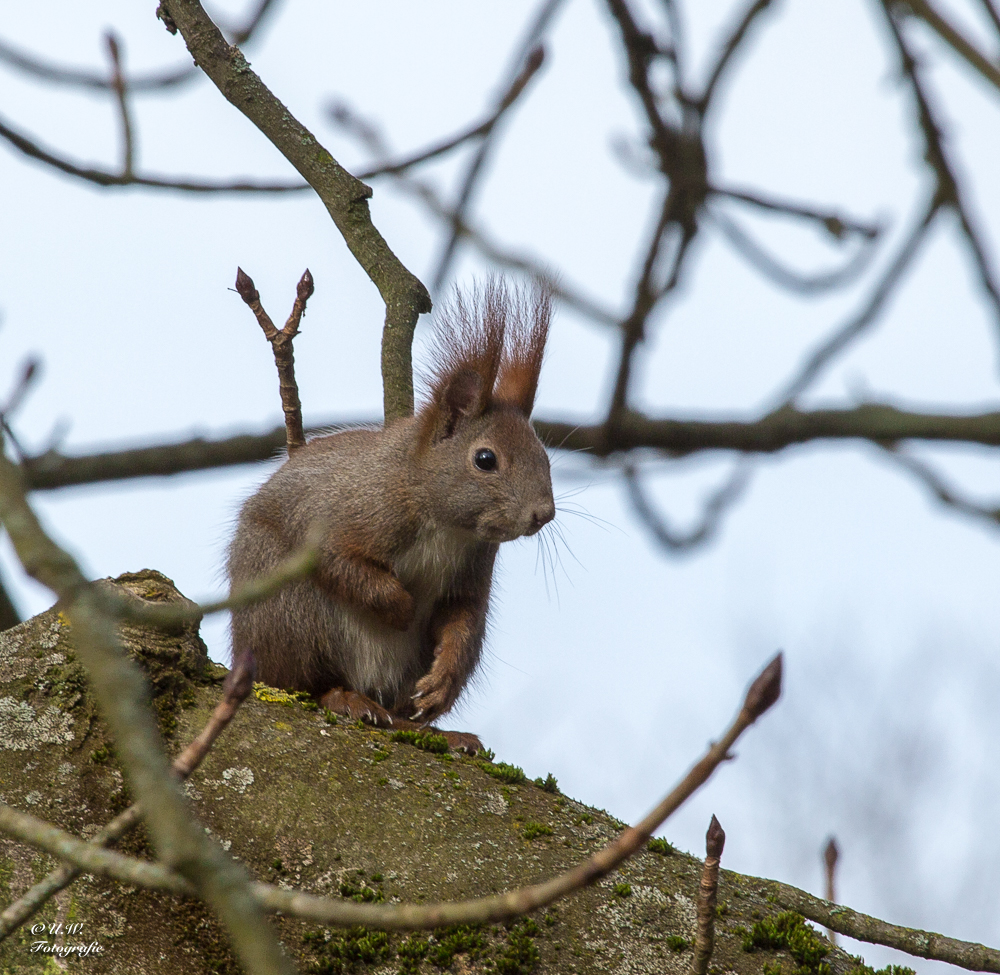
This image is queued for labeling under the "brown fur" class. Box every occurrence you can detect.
[228,280,554,743]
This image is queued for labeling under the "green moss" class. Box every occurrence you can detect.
[391,729,449,754]
[522,822,554,841]
[303,927,393,974]
[740,911,831,975]
[90,743,113,764]
[611,882,632,898]
[322,708,339,725]
[846,960,916,975]
[533,773,559,793]
[575,814,593,826]
[647,837,675,856]
[494,918,540,975]
[339,873,384,904]
[427,924,487,967]
[666,935,690,951]
[396,934,429,974]
[478,760,527,785]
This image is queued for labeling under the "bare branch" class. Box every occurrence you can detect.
[157,0,431,422]
[762,877,1000,972]
[698,0,778,113]
[235,267,313,452]
[710,208,877,295]
[823,837,839,945]
[879,444,1000,528]
[431,0,566,291]
[353,46,545,180]
[711,184,881,240]
[623,461,753,551]
[775,197,938,405]
[691,815,725,975]
[104,32,135,179]
[16,403,1000,492]
[901,0,1000,92]
[882,7,1000,344]
[0,0,279,93]
[0,112,310,193]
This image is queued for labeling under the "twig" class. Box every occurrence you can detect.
[355,46,546,181]
[697,0,778,113]
[692,815,726,975]
[900,0,1000,91]
[0,654,782,930]
[775,197,938,405]
[0,448,293,975]
[623,461,753,551]
[761,876,1000,972]
[0,657,256,940]
[431,0,566,291]
[711,185,881,240]
[104,33,134,179]
[0,0,278,93]
[823,837,839,945]
[0,358,40,421]
[235,268,313,452]
[882,8,1000,346]
[710,208,877,295]
[158,0,431,423]
[0,112,310,193]
[976,0,1000,38]
[16,403,1000,491]
[879,444,1000,528]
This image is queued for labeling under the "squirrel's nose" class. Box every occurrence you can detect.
[530,501,556,532]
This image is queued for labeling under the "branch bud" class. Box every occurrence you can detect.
[706,815,725,859]
[742,651,782,721]
[235,267,259,305]
[297,269,315,301]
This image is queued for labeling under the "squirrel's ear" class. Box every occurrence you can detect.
[438,368,484,440]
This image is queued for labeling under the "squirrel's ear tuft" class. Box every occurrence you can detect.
[494,283,551,416]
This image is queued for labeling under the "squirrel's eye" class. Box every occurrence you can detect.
[474,448,498,472]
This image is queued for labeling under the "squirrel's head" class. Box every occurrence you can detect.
[416,279,555,543]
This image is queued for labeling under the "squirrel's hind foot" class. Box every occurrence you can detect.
[318,687,394,727]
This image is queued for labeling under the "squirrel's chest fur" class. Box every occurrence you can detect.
[337,525,474,699]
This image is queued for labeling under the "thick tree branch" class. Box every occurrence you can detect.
[16,404,1000,491]
[0,654,782,931]
[157,0,431,421]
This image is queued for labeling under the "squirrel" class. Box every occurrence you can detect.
[227,280,555,753]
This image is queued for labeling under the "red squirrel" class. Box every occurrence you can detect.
[227,280,554,751]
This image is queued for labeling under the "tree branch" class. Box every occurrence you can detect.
[0,112,310,193]
[16,403,1000,491]
[157,0,431,422]
[697,0,778,113]
[762,877,1000,972]
[901,0,1000,92]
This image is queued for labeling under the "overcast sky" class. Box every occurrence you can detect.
[2,1,999,970]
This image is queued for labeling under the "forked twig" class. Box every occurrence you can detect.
[823,836,839,945]
[235,267,314,453]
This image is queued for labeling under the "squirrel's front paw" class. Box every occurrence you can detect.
[319,687,395,727]
[410,661,462,723]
